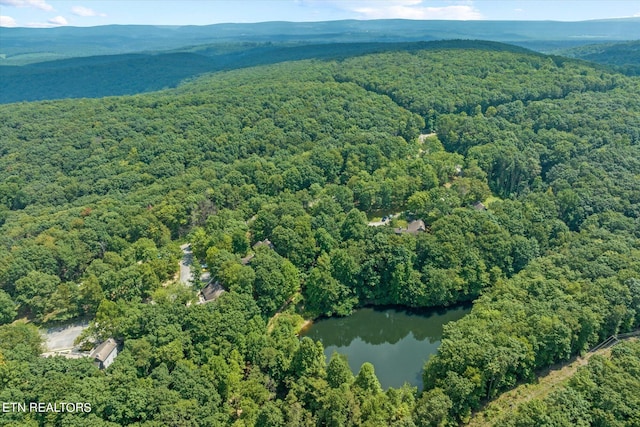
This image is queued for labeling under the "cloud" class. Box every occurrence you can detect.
[299,1,483,20]
[0,15,18,27]
[48,15,67,25]
[71,5,106,17]
[24,14,67,27]
[354,4,483,20]
[0,0,53,11]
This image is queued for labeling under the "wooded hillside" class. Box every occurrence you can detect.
[0,44,638,426]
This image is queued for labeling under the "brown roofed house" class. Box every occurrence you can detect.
[199,280,225,304]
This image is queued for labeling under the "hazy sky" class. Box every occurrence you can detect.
[1,0,639,28]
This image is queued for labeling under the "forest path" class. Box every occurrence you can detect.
[467,335,639,427]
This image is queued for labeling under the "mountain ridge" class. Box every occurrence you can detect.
[2,18,639,63]
[0,39,543,104]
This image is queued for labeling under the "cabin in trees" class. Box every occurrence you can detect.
[394,219,426,235]
[200,239,275,303]
[90,338,118,370]
[199,281,225,304]
[472,201,487,211]
[253,239,275,250]
[241,239,275,265]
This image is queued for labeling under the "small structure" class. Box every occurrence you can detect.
[472,201,487,211]
[199,280,225,304]
[394,220,426,235]
[90,338,118,370]
[240,254,255,265]
[240,239,275,265]
[253,239,274,250]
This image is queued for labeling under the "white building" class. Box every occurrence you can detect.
[90,338,118,369]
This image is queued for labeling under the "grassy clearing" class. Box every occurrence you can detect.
[466,341,633,426]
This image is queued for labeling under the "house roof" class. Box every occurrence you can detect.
[394,219,426,235]
[240,254,255,265]
[253,239,274,249]
[201,281,225,302]
[90,338,117,362]
[472,201,486,211]
[406,219,426,233]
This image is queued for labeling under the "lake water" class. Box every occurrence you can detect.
[300,305,471,389]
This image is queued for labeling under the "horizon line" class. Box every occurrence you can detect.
[3,16,640,29]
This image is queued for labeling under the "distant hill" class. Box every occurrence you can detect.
[2,19,638,104]
[0,40,536,104]
[556,40,640,75]
[1,19,639,64]
[0,53,217,103]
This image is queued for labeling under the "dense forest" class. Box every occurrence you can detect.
[3,19,640,103]
[0,40,535,104]
[1,42,639,426]
[502,340,640,427]
[558,40,640,76]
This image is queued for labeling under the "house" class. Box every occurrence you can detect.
[253,239,274,250]
[407,219,426,233]
[240,239,276,265]
[90,338,118,370]
[394,219,426,235]
[240,254,255,265]
[472,201,487,211]
[199,280,225,304]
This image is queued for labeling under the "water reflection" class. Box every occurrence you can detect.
[301,305,470,388]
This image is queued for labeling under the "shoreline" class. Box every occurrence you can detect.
[297,319,313,335]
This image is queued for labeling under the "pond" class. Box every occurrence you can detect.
[300,305,471,389]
